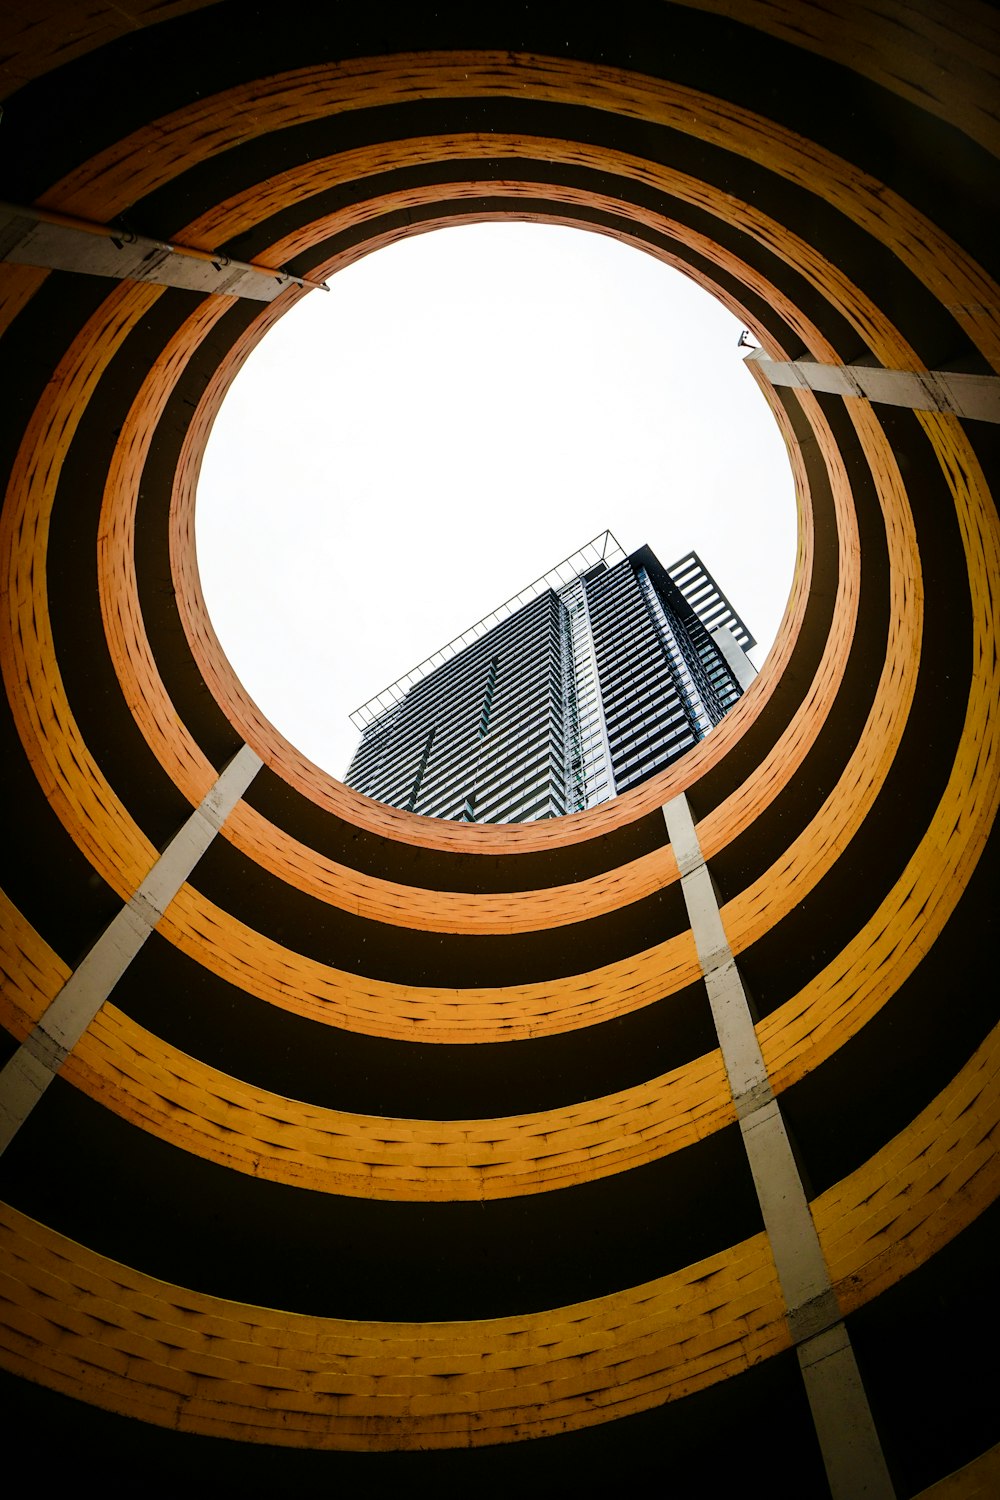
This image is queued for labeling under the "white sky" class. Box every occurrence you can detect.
[196,223,796,779]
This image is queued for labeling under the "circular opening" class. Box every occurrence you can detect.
[196,223,795,808]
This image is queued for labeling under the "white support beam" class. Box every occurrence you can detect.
[0,744,262,1155]
[663,792,895,1500]
[799,1323,902,1500]
[745,347,1000,424]
[0,200,326,302]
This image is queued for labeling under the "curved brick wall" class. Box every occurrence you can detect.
[0,5,996,1493]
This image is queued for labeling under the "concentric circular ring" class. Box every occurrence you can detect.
[0,5,997,1490]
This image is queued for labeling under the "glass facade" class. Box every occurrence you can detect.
[346,540,754,823]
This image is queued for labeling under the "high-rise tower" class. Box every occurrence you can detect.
[345,533,755,821]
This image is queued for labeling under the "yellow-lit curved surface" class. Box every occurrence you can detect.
[0,4,996,1491]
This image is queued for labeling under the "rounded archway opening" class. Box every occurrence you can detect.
[195,221,797,795]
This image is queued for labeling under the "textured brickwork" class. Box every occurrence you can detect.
[98,295,237,807]
[66,1006,734,1199]
[0,892,69,1042]
[914,1442,1000,1498]
[0,1205,786,1448]
[158,887,702,1042]
[0,5,996,1483]
[818,1025,1000,1308]
[682,1,1000,157]
[0,280,164,899]
[722,399,920,952]
[0,2,210,98]
[0,264,50,340]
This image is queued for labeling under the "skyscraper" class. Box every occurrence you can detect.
[345,533,755,822]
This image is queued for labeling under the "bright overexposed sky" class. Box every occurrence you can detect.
[196,223,796,779]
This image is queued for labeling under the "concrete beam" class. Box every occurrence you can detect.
[746,348,1000,423]
[663,792,895,1500]
[0,200,325,302]
[0,745,262,1154]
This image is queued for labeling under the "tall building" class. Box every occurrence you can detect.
[345,533,755,822]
